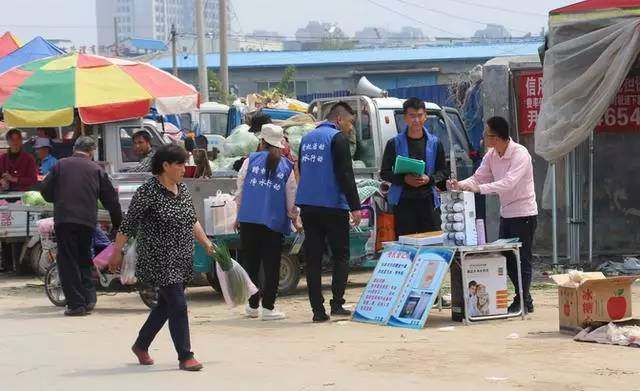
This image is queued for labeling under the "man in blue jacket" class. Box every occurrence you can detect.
[296,102,362,322]
[380,97,448,237]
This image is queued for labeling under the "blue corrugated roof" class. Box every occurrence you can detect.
[129,38,168,52]
[151,41,542,70]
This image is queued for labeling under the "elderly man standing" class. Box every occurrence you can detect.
[40,137,123,316]
[449,116,537,314]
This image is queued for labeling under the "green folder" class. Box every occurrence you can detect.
[393,155,425,175]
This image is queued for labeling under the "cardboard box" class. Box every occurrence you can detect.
[463,254,508,316]
[550,272,639,334]
[398,231,444,246]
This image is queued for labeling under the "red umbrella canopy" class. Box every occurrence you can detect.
[0,32,20,59]
[0,53,199,127]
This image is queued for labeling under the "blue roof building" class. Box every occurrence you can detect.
[151,40,542,97]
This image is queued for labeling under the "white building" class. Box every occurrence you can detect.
[96,0,219,56]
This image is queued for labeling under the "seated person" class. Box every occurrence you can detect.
[35,137,58,176]
[0,129,38,192]
[129,130,155,172]
[184,137,196,166]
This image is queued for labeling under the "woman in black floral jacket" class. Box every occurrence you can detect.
[109,144,214,372]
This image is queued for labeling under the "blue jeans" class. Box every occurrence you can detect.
[135,283,193,361]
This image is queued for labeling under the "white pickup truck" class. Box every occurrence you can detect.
[308,95,477,180]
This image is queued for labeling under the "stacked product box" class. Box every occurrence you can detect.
[440,191,478,246]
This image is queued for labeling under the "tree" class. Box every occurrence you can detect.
[208,70,234,104]
[276,65,296,96]
[255,66,298,107]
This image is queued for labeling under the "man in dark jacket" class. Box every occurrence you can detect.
[40,136,123,316]
[296,102,362,322]
[380,97,448,237]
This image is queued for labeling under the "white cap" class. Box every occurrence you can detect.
[34,137,52,149]
[258,124,285,149]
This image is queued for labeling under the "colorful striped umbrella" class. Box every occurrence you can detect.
[0,53,198,127]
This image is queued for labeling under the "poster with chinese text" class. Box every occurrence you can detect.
[352,245,417,325]
[387,247,455,329]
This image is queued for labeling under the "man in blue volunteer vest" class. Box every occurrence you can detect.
[236,124,301,321]
[380,97,448,237]
[296,102,362,323]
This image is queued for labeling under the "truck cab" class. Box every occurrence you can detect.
[308,95,475,179]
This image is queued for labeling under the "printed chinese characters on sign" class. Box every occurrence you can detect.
[518,71,640,134]
[518,71,544,134]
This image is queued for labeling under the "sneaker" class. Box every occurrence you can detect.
[179,358,203,372]
[245,304,260,319]
[64,306,88,317]
[330,306,352,316]
[313,311,330,323]
[86,302,96,313]
[131,345,154,365]
[262,308,286,321]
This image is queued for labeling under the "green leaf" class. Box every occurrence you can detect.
[211,243,233,272]
[616,288,624,296]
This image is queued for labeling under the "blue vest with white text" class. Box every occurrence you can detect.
[238,151,293,234]
[295,122,350,210]
[388,128,440,208]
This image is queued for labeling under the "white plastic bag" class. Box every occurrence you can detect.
[121,239,138,285]
[204,191,237,236]
[216,259,259,307]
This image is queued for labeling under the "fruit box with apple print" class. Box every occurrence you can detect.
[551,272,639,335]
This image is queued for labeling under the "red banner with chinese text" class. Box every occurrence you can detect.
[517,71,543,134]
[517,71,640,134]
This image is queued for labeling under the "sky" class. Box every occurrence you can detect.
[0,0,576,47]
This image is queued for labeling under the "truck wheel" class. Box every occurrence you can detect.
[28,242,47,278]
[44,264,66,307]
[206,270,222,294]
[28,242,42,276]
[277,254,300,295]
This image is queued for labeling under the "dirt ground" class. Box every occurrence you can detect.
[1,271,640,391]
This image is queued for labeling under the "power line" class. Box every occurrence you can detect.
[364,0,462,37]
[442,0,547,17]
[394,0,532,35]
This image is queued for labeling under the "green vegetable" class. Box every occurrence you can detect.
[21,191,51,207]
[211,243,233,272]
[22,190,105,209]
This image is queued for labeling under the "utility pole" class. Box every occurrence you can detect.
[195,0,209,102]
[113,17,119,57]
[171,23,178,76]
[219,0,229,102]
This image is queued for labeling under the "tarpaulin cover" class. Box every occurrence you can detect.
[0,36,63,75]
[0,53,199,127]
[0,32,20,59]
[534,16,640,161]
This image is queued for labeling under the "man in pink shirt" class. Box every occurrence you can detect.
[449,116,538,314]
